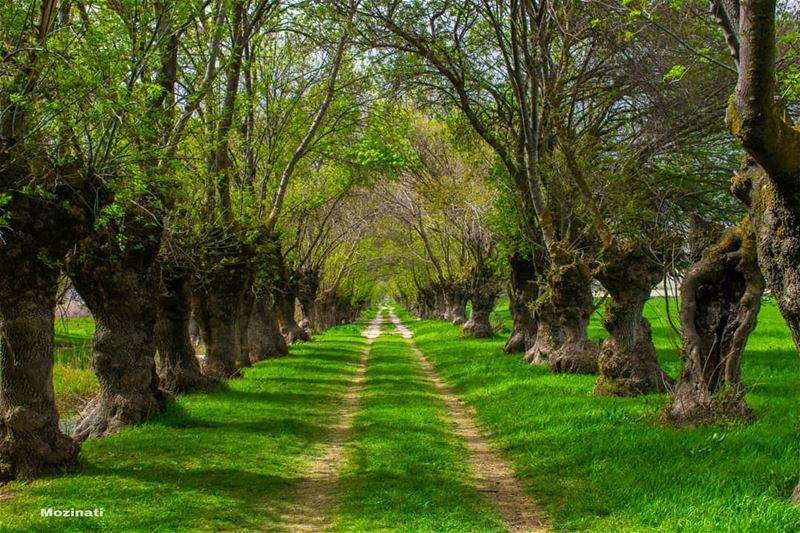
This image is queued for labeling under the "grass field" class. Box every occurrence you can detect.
[52,317,97,415]
[332,319,505,532]
[396,298,800,532]
[4,299,799,531]
[1,322,368,532]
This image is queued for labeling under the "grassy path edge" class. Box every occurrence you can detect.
[389,308,550,533]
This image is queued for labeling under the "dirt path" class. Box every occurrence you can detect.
[276,312,383,532]
[388,309,550,533]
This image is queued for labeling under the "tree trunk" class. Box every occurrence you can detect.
[713,0,800,499]
[526,246,598,374]
[594,243,673,396]
[444,288,468,325]
[504,252,539,353]
[664,218,764,427]
[297,268,320,332]
[192,264,252,380]
[462,293,497,338]
[68,227,166,442]
[248,295,288,362]
[463,263,501,338]
[0,154,105,479]
[238,289,255,369]
[156,270,216,394]
[276,289,310,343]
[524,300,563,365]
[0,271,80,480]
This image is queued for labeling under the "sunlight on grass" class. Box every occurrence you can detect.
[397,299,800,532]
[333,320,505,532]
[0,322,368,532]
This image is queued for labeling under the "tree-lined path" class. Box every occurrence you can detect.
[5,0,800,531]
[0,309,550,532]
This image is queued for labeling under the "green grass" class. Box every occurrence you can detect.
[5,300,800,531]
[0,322,368,532]
[396,298,800,532]
[52,317,98,415]
[54,317,95,369]
[332,317,505,532]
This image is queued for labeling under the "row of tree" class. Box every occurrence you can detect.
[0,0,378,481]
[2,0,800,501]
[351,0,800,498]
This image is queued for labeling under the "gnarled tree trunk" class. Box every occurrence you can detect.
[68,223,167,442]
[664,218,763,426]
[0,270,80,480]
[463,293,498,338]
[0,155,101,480]
[276,287,309,343]
[193,262,252,380]
[713,0,800,500]
[444,287,468,325]
[156,269,216,394]
[525,300,563,365]
[594,243,673,396]
[463,264,501,338]
[526,246,598,374]
[504,252,539,353]
[248,294,288,362]
[297,268,320,332]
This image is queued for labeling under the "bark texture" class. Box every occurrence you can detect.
[526,246,598,374]
[248,294,288,362]
[238,289,255,368]
[193,262,252,380]
[67,218,167,442]
[415,283,446,320]
[463,265,501,338]
[504,252,539,353]
[156,270,216,394]
[0,270,80,480]
[276,282,310,343]
[715,0,800,499]
[0,133,103,480]
[297,268,320,332]
[594,243,673,396]
[444,285,468,325]
[525,300,563,365]
[665,218,764,426]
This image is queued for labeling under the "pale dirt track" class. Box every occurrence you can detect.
[276,313,383,532]
[388,308,549,533]
[277,309,549,532]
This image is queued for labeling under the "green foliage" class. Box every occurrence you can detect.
[351,103,420,174]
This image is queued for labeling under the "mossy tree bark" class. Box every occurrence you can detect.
[713,0,800,498]
[526,246,598,374]
[193,261,253,380]
[67,217,167,442]
[247,294,288,362]
[0,158,98,478]
[665,218,764,426]
[594,243,673,396]
[504,252,539,353]
[156,269,216,394]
